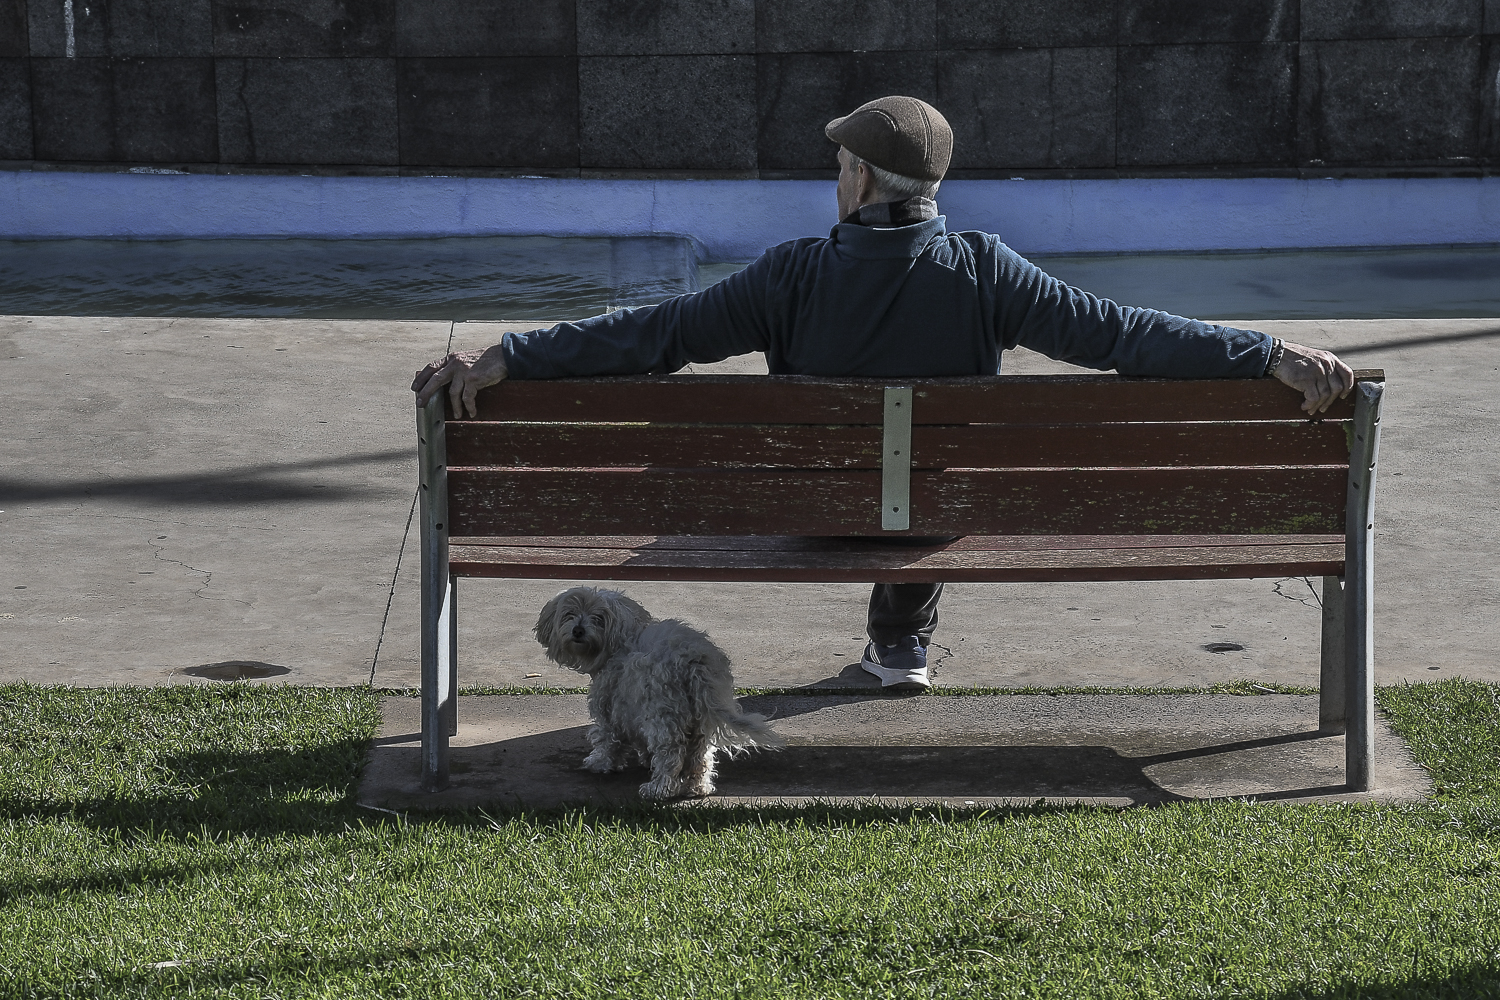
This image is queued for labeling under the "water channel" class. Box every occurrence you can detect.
[1,237,1495,321]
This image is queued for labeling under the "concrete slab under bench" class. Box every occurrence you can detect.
[359,693,1432,811]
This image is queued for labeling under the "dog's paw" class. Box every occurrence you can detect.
[581,750,624,773]
[638,777,682,801]
[683,776,716,798]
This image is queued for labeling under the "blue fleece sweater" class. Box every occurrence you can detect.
[500,216,1272,380]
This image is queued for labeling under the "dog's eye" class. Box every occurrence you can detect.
[589,615,603,625]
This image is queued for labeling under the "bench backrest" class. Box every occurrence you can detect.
[440,372,1383,538]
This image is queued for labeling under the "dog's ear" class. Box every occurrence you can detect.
[599,589,652,650]
[534,591,565,648]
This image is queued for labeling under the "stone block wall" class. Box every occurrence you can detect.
[0,0,1495,177]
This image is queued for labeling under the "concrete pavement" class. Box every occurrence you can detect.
[2,314,1497,692]
[2,315,444,686]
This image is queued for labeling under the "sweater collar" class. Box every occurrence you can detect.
[840,196,939,227]
[830,214,947,260]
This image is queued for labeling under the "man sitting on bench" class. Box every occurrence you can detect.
[413,95,1355,693]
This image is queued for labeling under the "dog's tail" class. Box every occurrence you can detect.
[709,702,786,755]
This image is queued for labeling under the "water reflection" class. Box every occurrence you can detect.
[0,235,699,320]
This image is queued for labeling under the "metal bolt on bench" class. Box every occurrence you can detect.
[417,371,1385,795]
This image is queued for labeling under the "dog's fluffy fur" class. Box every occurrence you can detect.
[535,586,781,800]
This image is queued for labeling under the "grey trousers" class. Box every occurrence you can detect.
[867,583,943,647]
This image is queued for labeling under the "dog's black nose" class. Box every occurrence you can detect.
[572,626,586,640]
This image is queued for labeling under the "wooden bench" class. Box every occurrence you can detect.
[415,370,1386,795]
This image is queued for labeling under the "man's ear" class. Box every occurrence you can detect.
[855,160,881,204]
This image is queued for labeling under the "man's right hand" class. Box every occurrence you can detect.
[1274,341,1355,415]
[412,345,509,418]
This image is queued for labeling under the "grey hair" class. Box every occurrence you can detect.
[847,152,941,201]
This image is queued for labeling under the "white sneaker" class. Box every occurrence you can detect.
[860,637,931,690]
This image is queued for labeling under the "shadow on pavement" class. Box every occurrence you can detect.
[0,448,409,505]
[1336,323,1500,355]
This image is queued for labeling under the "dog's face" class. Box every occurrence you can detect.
[534,587,652,674]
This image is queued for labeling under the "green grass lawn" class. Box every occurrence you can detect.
[1,681,1497,999]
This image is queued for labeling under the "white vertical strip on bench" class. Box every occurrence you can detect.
[446,576,458,738]
[1344,379,1384,792]
[881,387,913,531]
[418,395,452,792]
[1319,575,1346,730]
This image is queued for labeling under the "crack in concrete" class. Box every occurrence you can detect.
[1272,576,1322,611]
[928,642,955,676]
[148,539,253,607]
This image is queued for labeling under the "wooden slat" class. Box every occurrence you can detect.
[473,376,883,424]
[446,420,1349,469]
[447,534,1345,583]
[470,371,1383,426]
[450,468,869,535]
[910,468,1346,535]
[448,467,1346,537]
[448,423,883,469]
[918,421,1349,469]
[910,376,1358,424]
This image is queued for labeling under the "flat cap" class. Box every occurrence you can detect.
[825,95,952,182]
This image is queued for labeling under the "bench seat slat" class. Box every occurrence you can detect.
[448,467,1347,537]
[450,533,1343,552]
[447,534,1345,583]
[447,421,1350,470]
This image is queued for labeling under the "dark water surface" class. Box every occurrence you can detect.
[0,235,699,320]
[0,237,1495,321]
[1029,244,1500,320]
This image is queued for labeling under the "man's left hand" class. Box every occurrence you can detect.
[413,345,509,418]
[1274,341,1355,415]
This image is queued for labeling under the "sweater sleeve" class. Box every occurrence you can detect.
[499,255,774,380]
[990,241,1273,379]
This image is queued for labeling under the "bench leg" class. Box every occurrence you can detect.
[1343,379,1384,793]
[1321,565,1375,791]
[1319,575,1346,731]
[418,396,451,793]
[1345,552,1375,792]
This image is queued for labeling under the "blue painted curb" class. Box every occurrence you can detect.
[3,171,1497,260]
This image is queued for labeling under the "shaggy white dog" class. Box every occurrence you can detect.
[535,586,782,800]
